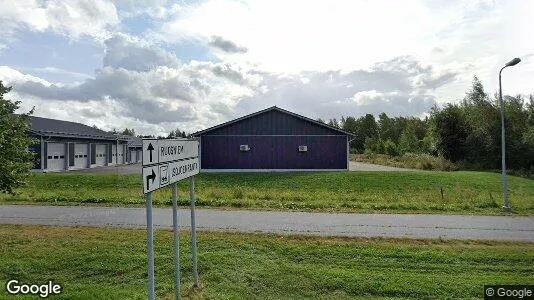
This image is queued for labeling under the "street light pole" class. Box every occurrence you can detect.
[498,57,521,212]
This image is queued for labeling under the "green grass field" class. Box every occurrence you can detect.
[1,171,534,214]
[1,225,532,299]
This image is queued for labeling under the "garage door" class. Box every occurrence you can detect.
[130,149,137,163]
[117,144,124,164]
[74,144,88,169]
[47,143,65,171]
[95,144,107,166]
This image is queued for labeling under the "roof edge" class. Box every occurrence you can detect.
[192,106,355,136]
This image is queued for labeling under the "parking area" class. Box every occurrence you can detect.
[69,163,141,175]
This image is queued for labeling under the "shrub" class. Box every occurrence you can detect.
[355,152,458,171]
[383,139,400,156]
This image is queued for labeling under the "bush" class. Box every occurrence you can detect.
[353,152,458,171]
[383,139,400,156]
[364,137,378,153]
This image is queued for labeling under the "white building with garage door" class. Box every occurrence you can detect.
[26,116,129,172]
[127,136,142,164]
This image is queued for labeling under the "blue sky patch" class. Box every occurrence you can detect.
[1,31,102,83]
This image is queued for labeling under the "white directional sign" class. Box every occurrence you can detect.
[143,139,198,166]
[142,139,199,194]
[143,165,160,193]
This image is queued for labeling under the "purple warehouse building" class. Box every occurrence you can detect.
[193,106,354,171]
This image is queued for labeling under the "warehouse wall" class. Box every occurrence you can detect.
[198,109,349,170]
[201,135,347,169]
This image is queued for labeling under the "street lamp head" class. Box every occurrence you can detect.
[505,57,521,67]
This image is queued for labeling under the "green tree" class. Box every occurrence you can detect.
[340,116,362,151]
[121,128,136,136]
[464,76,489,106]
[327,118,340,128]
[399,122,419,154]
[461,76,500,168]
[422,109,438,155]
[363,137,378,154]
[522,125,534,168]
[167,128,187,139]
[378,113,393,141]
[0,81,36,194]
[503,95,529,169]
[383,139,400,156]
[360,114,378,140]
[433,104,469,163]
[526,95,534,126]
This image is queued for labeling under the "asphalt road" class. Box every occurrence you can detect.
[1,205,533,241]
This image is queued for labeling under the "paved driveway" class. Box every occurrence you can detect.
[69,163,141,174]
[1,205,533,241]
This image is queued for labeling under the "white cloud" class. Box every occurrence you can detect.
[0,66,52,86]
[0,0,119,41]
[103,33,181,71]
[155,0,533,99]
[2,51,455,136]
[111,0,176,19]
[223,56,452,122]
[157,0,435,72]
[0,33,264,134]
[19,67,92,82]
[2,0,534,136]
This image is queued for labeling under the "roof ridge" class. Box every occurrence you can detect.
[192,106,354,136]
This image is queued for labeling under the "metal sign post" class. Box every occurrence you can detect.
[145,192,155,300]
[189,176,199,287]
[172,183,181,300]
[142,138,200,300]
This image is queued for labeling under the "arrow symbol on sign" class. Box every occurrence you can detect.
[146,169,156,189]
[147,142,154,162]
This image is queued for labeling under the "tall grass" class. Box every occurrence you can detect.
[353,153,458,171]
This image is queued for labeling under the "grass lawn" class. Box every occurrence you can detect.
[1,171,534,215]
[1,225,533,299]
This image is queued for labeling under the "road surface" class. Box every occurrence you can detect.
[1,205,533,241]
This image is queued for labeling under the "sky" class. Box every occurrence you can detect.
[0,0,533,136]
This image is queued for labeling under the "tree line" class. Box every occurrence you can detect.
[319,77,534,172]
[106,128,191,139]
